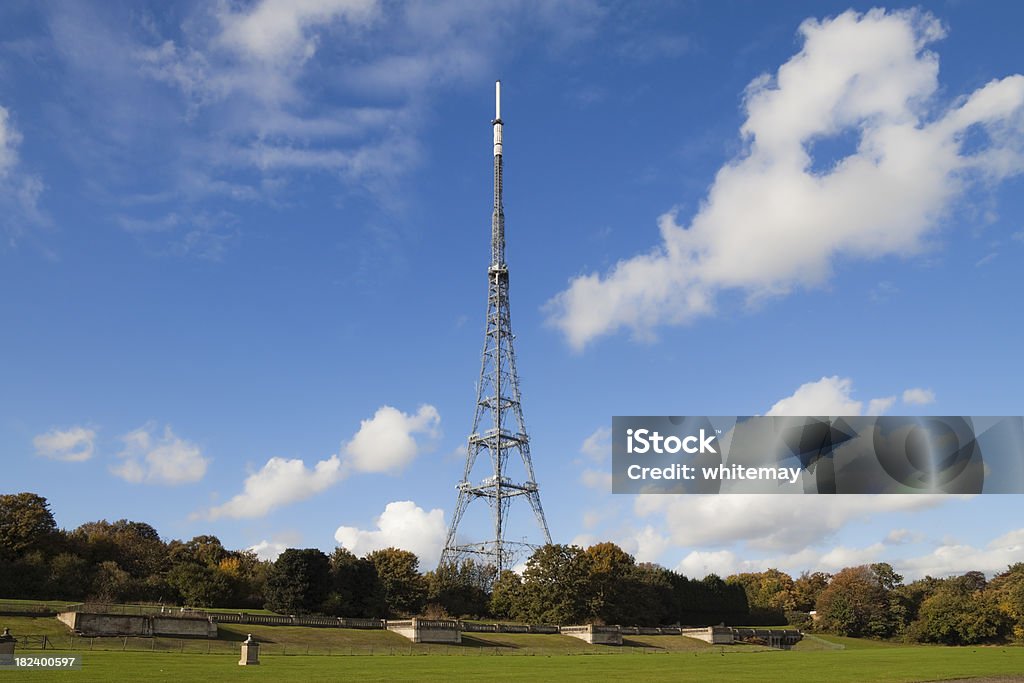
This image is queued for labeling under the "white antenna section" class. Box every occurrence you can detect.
[493,80,503,157]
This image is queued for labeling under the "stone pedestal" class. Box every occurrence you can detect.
[0,628,15,666]
[238,634,259,666]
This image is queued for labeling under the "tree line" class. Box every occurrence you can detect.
[2,492,1021,644]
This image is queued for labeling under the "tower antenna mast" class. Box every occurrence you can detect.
[439,82,553,575]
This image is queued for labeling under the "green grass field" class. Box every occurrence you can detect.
[3,611,1022,681]
[2,648,1023,682]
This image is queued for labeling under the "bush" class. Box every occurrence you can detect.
[785,610,812,630]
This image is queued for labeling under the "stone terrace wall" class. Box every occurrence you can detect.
[461,622,559,634]
[386,619,462,644]
[559,625,623,645]
[56,612,217,638]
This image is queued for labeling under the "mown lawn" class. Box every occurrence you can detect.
[2,647,1022,682]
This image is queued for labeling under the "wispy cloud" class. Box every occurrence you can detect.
[39,0,601,257]
[0,103,46,241]
[33,426,96,462]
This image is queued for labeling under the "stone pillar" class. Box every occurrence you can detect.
[0,628,15,666]
[238,634,259,666]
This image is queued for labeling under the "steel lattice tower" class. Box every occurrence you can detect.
[439,82,552,574]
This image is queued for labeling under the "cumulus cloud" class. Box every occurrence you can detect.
[898,528,1024,578]
[866,396,898,415]
[344,404,440,473]
[635,493,953,553]
[766,376,864,416]
[681,529,1024,580]
[676,543,889,578]
[111,424,208,485]
[547,9,1024,349]
[203,404,439,519]
[902,387,936,405]
[766,375,901,416]
[206,454,344,520]
[247,539,291,562]
[33,426,96,462]
[334,500,446,566]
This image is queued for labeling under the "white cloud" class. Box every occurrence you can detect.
[635,493,953,553]
[866,396,898,415]
[765,376,911,416]
[677,549,750,578]
[580,468,612,490]
[111,424,208,485]
[206,454,344,520]
[897,528,1024,578]
[33,426,96,462]
[884,528,924,545]
[0,105,20,176]
[0,104,45,238]
[902,387,936,405]
[580,426,611,461]
[766,376,865,416]
[570,533,600,548]
[631,525,671,564]
[217,0,377,63]
[334,500,446,566]
[247,539,291,562]
[547,9,1024,349]
[203,403,440,519]
[343,404,440,474]
[677,543,887,578]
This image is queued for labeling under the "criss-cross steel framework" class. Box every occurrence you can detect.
[439,82,552,574]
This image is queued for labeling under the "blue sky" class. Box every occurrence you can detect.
[3,1,1023,581]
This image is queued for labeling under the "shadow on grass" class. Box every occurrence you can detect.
[621,639,666,650]
[458,636,516,649]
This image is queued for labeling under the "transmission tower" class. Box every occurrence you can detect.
[439,81,552,575]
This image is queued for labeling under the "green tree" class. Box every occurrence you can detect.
[519,544,593,624]
[870,563,904,591]
[167,562,232,607]
[0,493,58,561]
[73,519,168,591]
[792,571,832,613]
[217,551,271,609]
[628,563,676,626]
[988,563,1024,640]
[585,542,637,624]
[815,565,894,638]
[48,552,93,600]
[325,547,385,617]
[425,559,493,618]
[90,561,135,602]
[489,569,524,620]
[911,580,1009,645]
[265,548,331,614]
[727,569,795,621]
[365,548,426,617]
